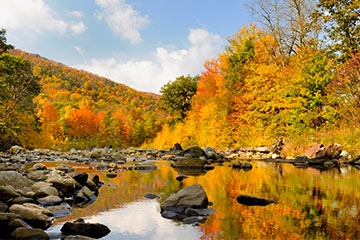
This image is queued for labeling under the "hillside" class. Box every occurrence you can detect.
[8,49,164,150]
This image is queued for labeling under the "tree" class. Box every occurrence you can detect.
[246,0,321,63]
[0,28,13,54]
[314,0,360,60]
[160,75,199,120]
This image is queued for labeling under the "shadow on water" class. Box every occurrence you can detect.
[39,160,360,239]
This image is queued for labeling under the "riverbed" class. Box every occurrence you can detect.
[37,159,360,239]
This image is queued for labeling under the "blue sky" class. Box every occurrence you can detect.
[0,0,252,93]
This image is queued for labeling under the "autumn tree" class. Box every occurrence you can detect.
[66,108,99,138]
[314,0,360,60]
[0,29,13,54]
[160,75,199,121]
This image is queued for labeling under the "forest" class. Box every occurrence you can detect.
[1,0,360,156]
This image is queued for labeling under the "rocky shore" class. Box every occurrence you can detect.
[0,142,359,239]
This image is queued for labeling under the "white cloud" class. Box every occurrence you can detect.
[0,0,68,36]
[76,28,224,93]
[95,0,150,45]
[69,10,84,18]
[70,21,87,34]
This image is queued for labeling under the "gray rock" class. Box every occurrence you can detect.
[161,184,208,210]
[185,207,216,216]
[60,220,111,238]
[183,216,207,224]
[31,182,53,192]
[37,195,62,206]
[46,170,80,193]
[0,201,8,212]
[0,171,34,189]
[46,204,71,218]
[9,203,54,229]
[204,147,218,160]
[11,196,35,204]
[35,186,59,198]
[68,172,88,186]
[10,227,49,240]
[26,170,50,182]
[31,163,47,171]
[10,155,26,163]
[179,147,206,158]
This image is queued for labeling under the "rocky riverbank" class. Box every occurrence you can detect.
[0,142,360,239]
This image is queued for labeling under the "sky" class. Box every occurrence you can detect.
[0,0,252,93]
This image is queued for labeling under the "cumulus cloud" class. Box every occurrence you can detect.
[76,28,224,93]
[70,21,87,34]
[0,0,88,37]
[0,0,67,35]
[94,0,150,45]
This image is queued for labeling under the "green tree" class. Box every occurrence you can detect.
[0,31,40,148]
[315,0,360,60]
[0,28,13,54]
[160,75,199,120]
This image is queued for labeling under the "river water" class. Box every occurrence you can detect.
[43,160,360,239]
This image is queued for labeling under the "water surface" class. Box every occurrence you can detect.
[43,160,360,239]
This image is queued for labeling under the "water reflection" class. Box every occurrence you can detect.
[39,160,360,239]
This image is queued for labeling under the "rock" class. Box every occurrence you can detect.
[37,195,62,206]
[172,158,207,168]
[236,194,277,206]
[85,179,97,191]
[170,143,183,151]
[10,155,26,163]
[350,155,360,165]
[0,201,8,212]
[8,218,31,231]
[204,147,218,160]
[323,161,337,168]
[0,171,34,189]
[75,186,96,205]
[231,160,242,168]
[294,156,309,162]
[68,172,88,186]
[60,219,111,238]
[204,165,214,170]
[10,227,49,240]
[46,170,80,193]
[161,210,178,219]
[305,143,341,159]
[35,186,59,198]
[0,185,21,202]
[64,235,95,240]
[144,193,160,199]
[0,212,21,236]
[340,150,351,159]
[106,173,117,178]
[9,145,24,154]
[178,147,206,158]
[31,182,53,192]
[31,163,47,171]
[56,164,74,173]
[11,196,35,204]
[134,162,158,172]
[9,203,54,229]
[26,170,50,182]
[161,184,208,210]
[185,207,216,217]
[46,203,71,218]
[183,216,207,224]
[175,175,189,181]
[241,162,253,171]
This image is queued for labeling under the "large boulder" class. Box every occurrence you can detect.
[68,172,88,186]
[61,219,111,238]
[9,203,54,229]
[0,212,21,237]
[37,195,62,206]
[172,158,207,168]
[26,170,50,182]
[161,184,208,210]
[9,145,24,154]
[46,170,81,193]
[35,186,59,198]
[305,144,341,159]
[10,227,49,240]
[0,185,21,202]
[178,147,206,158]
[0,171,34,189]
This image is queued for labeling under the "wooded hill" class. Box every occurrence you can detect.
[7,49,164,150]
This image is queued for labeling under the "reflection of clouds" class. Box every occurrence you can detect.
[87,200,202,240]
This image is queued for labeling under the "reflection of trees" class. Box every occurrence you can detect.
[45,160,360,239]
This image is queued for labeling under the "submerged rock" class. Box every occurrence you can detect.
[236,194,277,206]
[144,193,160,199]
